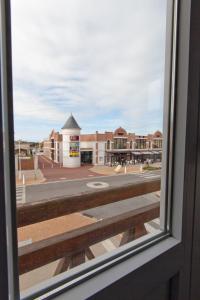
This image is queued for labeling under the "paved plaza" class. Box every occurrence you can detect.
[16,155,161,186]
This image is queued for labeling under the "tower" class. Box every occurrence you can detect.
[61,114,81,168]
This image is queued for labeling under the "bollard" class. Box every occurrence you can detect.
[124,166,127,174]
[22,174,25,185]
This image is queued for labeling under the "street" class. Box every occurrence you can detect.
[25,170,161,203]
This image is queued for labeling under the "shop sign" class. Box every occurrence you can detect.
[70,135,79,141]
[69,142,79,157]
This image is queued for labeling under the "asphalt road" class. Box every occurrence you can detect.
[25,170,161,203]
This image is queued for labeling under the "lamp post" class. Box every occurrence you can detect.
[18,139,22,180]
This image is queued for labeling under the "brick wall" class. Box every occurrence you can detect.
[19,158,34,170]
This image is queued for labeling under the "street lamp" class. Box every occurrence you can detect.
[18,139,22,180]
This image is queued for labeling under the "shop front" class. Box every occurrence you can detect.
[132,151,162,163]
[105,150,162,166]
[81,150,93,165]
[105,150,133,166]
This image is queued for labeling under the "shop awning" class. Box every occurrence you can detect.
[142,151,152,155]
[132,151,142,155]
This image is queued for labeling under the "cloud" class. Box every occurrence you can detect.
[13,88,67,122]
[11,0,167,140]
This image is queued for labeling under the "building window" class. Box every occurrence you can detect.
[114,138,127,149]
[153,139,162,149]
[107,140,111,150]
[135,139,147,149]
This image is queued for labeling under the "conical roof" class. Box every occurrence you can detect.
[62,114,81,130]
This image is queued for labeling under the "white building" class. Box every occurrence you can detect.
[61,114,81,168]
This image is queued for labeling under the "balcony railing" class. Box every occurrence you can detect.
[17,178,160,276]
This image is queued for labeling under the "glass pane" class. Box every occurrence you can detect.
[11,0,170,296]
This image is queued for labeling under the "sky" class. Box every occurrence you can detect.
[11,0,167,141]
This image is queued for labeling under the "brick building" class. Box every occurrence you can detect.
[43,114,162,167]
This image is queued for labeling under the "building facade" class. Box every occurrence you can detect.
[43,130,63,164]
[43,115,163,167]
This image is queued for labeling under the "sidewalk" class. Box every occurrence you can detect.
[16,169,45,186]
[90,164,141,176]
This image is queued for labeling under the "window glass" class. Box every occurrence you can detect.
[11,0,169,296]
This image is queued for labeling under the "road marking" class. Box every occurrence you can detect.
[16,185,26,203]
[16,186,23,201]
[137,173,160,179]
[86,181,110,189]
[143,175,160,178]
[60,177,67,180]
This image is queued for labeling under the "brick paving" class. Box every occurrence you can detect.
[38,155,103,182]
[22,156,161,183]
[18,213,95,243]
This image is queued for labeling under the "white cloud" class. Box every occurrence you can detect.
[13,89,66,122]
[11,0,167,140]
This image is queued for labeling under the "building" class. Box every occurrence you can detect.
[43,114,163,167]
[61,114,81,168]
[43,130,63,163]
[15,141,39,156]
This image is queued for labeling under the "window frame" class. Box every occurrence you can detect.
[1,0,198,299]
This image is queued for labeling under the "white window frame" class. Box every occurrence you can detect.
[1,0,199,299]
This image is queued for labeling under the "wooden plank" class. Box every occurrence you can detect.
[119,224,147,246]
[54,248,94,276]
[69,251,86,268]
[133,224,147,240]
[18,202,159,274]
[54,256,70,276]
[85,248,95,260]
[17,179,160,227]
[120,228,136,246]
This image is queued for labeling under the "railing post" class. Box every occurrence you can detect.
[70,251,85,268]
[120,224,147,246]
[54,256,70,276]
[54,248,95,276]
